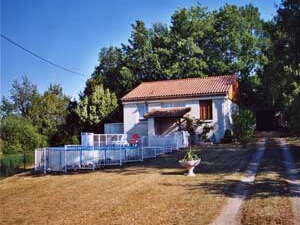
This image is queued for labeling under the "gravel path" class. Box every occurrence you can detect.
[211,138,266,225]
[279,138,300,225]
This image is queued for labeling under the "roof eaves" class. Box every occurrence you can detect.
[122,92,227,102]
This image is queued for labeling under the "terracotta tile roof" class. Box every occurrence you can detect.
[144,107,191,118]
[122,75,237,102]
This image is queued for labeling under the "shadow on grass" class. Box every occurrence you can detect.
[164,140,300,199]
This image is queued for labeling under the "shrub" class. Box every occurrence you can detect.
[222,129,233,143]
[178,116,214,144]
[232,109,255,146]
[0,138,3,157]
[289,94,300,135]
[71,135,80,145]
[183,147,199,161]
[200,125,214,142]
[0,116,47,154]
[0,152,34,177]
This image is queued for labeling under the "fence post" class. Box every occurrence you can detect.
[34,149,36,172]
[119,145,122,166]
[43,148,46,174]
[141,143,144,162]
[163,137,166,153]
[104,147,107,166]
[176,133,178,150]
[92,145,95,171]
[80,147,82,168]
[124,145,127,162]
[23,151,26,171]
[64,146,67,173]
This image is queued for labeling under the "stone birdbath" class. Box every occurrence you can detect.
[179,148,201,176]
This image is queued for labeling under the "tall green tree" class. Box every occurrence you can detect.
[0,116,46,154]
[277,0,300,77]
[28,84,70,145]
[169,6,211,78]
[0,76,40,118]
[76,84,118,132]
[90,3,266,110]
[289,94,300,134]
[276,0,300,131]
[59,100,82,145]
[258,0,300,131]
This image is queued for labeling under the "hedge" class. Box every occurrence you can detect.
[0,152,34,177]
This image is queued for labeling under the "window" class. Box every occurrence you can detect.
[162,102,186,108]
[199,100,212,120]
[137,103,148,120]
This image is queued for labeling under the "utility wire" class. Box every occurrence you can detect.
[1,33,86,77]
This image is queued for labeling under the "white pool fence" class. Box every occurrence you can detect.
[35,131,189,173]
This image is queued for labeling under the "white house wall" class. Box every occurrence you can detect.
[212,98,226,142]
[147,102,161,136]
[185,100,199,118]
[207,98,238,142]
[123,103,148,139]
[224,99,239,131]
[123,97,237,142]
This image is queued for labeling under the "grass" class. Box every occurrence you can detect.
[0,143,254,225]
[239,139,294,225]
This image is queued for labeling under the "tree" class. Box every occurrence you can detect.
[0,76,40,118]
[89,4,266,110]
[289,94,300,134]
[169,6,211,78]
[276,0,300,77]
[0,116,47,154]
[76,84,118,132]
[92,47,129,98]
[28,84,70,145]
[258,0,300,131]
[276,0,300,128]
[0,77,75,146]
[0,97,15,118]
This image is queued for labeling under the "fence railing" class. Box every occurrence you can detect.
[81,133,128,146]
[35,131,189,173]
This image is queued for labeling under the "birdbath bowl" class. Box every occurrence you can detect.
[179,159,201,176]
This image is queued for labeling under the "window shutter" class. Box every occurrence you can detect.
[199,100,212,120]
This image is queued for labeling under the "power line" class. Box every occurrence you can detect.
[1,33,86,77]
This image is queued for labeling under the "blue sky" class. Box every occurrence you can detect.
[1,0,280,100]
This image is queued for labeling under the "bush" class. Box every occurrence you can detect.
[0,116,47,154]
[70,135,80,145]
[232,109,255,146]
[222,129,233,143]
[289,94,300,135]
[0,138,3,157]
[0,152,34,177]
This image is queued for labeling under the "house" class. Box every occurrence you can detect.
[121,75,239,143]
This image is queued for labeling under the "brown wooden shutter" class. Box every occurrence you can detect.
[199,100,212,120]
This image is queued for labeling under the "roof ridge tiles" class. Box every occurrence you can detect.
[141,74,236,84]
[121,74,237,102]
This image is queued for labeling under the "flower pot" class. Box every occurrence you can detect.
[179,159,201,176]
